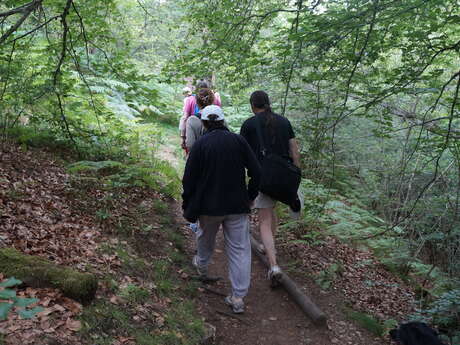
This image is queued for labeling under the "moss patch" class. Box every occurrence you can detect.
[343,307,384,336]
[0,248,97,302]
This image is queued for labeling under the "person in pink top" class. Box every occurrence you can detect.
[179,81,221,151]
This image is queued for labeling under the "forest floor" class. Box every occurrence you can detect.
[181,218,385,345]
[0,138,416,345]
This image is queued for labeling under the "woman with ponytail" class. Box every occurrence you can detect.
[185,88,215,151]
[240,90,301,284]
[179,80,221,151]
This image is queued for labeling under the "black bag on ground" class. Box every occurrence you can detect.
[390,322,446,345]
[254,115,301,205]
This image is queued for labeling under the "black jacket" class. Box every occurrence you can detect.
[182,127,261,221]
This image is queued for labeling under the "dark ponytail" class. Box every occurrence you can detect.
[250,90,276,140]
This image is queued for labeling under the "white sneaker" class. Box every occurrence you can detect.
[224,295,245,314]
[192,255,207,277]
[268,265,282,281]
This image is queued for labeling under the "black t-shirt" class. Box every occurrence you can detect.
[240,111,295,163]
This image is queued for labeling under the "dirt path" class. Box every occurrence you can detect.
[179,217,384,345]
[189,232,328,345]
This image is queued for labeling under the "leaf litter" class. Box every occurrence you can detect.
[0,144,182,344]
[279,228,416,321]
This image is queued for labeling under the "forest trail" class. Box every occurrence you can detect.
[164,145,385,345]
[177,211,384,345]
[1,0,458,342]
[0,134,409,345]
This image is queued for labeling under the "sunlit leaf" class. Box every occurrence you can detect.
[13,297,39,308]
[0,289,16,299]
[0,302,13,320]
[0,277,22,288]
[18,306,44,320]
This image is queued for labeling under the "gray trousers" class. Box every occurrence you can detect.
[196,214,251,298]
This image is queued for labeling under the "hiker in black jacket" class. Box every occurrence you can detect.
[182,105,261,314]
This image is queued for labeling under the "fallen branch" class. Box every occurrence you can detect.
[250,235,327,326]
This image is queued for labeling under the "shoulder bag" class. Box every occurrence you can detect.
[254,115,301,205]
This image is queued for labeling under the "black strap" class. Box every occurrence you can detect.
[254,115,266,157]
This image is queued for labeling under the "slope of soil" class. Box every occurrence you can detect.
[0,143,202,345]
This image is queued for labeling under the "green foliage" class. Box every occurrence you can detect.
[413,287,460,341]
[82,242,203,345]
[0,277,43,321]
[153,260,174,297]
[162,300,204,345]
[428,288,460,328]
[67,160,124,174]
[80,301,133,344]
[119,284,150,304]
[2,0,460,339]
[315,262,343,290]
[5,126,73,152]
[222,105,253,132]
[68,158,180,199]
[343,308,385,337]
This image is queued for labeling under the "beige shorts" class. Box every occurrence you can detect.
[253,192,276,209]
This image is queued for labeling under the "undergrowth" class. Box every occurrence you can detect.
[80,195,203,345]
[343,307,398,337]
[278,178,459,340]
[67,159,180,199]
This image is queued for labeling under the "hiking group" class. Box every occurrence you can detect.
[181,81,302,314]
[180,83,449,345]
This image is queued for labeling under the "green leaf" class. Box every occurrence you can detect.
[0,302,13,320]
[18,306,44,320]
[0,277,22,288]
[13,297,39,308]
[0,289,16,299]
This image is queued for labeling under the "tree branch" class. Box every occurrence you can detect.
[52,0,79,153]
[0,0,43,46]
[6,15,60,44]
[281,0,304,116]
[0,1,35,18]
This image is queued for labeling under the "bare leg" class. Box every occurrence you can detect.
[272,211,278,235]
[258,207,277,267]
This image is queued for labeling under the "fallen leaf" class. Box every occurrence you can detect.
[52,304,65,312]
[65,319,81,332]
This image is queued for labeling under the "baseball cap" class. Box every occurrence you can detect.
[201,105,224,121]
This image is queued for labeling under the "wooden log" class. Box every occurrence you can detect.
[250,235,327,326]
[0,248,98,302]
